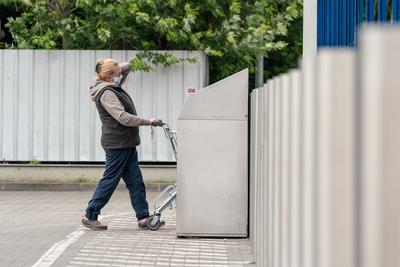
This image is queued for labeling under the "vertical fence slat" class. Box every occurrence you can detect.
[357,0,365,24]
[378,0,387,21]
[262,84,269,267]
[317,49,356,267]
[256,87,263,266]
[358,26,400,267]
[356,0,364,45]
[281,74,291,267]
[267,79,275,267]
[255,88,261,265]
[349,0,356,45]
[289,69,302,267]
[249,90,257,262]
[324,0,328,45]
[2,50,17,160]
[341,0,348,45]
[301,56,318,267]
[330,0,335,45]
[366,0,375,21]
[318,0,323,46]
[326,0,330,45]
[251,26,400,267]
[393,0,400,21]
[273,76,282,267]
[334,0,339,46]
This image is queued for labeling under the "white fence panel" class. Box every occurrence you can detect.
[249,27,400,267]
[0,50,207,162]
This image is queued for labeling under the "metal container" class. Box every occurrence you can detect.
[176,69,249,237]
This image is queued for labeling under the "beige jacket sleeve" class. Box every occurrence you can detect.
[100,90,151,127]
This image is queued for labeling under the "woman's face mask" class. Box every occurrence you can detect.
[113,74,123,86]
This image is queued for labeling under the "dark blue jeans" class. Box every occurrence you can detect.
[85,147,149,221]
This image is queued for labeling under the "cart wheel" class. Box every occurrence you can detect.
[147,215,160,231]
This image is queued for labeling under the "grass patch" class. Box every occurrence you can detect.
[73,176,91,183]
[146,178,176,184]
[0,177,174,184]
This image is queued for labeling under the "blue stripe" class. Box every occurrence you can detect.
[367,0,374,21]
[378,0,387,21]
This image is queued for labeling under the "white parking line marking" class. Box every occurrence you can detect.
[32,228,86,267]
[32,213,129,267]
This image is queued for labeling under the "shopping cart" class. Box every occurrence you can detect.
[147,123,177,230]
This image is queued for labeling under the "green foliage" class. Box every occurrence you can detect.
[29,157,40,165]
[3,0,303,83]
[264,11,303,79]
[131,51,198,72]
[0,0,27,7]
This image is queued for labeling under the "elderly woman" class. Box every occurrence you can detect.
[81,59,164,230]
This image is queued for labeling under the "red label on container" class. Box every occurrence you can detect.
[186,88,197,93]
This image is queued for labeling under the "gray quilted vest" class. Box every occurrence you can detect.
[94,86,140,150]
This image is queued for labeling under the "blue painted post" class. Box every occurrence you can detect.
[335,0,339,45]
[331,0,335,45]
[357,0,364,25]
[393,0,400,22]
[355,0,364,45]
[318,0,323,46]
[324,0,329,45]
[366,0,375,21]
[339,0,343,45]
[349,0,355,45]
[325,0,332,46]
[346,0,350,45]
[342,0,348,45]
[378,0,387,21]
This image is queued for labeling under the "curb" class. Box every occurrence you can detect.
[0,183,173,192]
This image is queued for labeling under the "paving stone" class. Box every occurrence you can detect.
[1,191,254,266]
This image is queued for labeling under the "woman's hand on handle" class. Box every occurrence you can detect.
[149,118,164,127]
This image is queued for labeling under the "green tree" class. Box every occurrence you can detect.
[3,0,302,84]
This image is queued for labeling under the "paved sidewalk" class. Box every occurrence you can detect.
[0,191,254,267]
